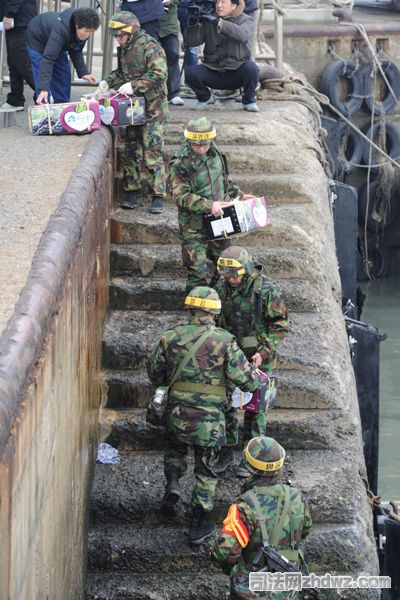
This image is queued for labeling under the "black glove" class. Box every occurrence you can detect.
[200,13,219,24]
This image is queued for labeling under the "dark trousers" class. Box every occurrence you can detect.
[185,61,259,105]
[177,4,198,84]
[27,44,71,103]
[160,32,181,100]
[5,27,35,107]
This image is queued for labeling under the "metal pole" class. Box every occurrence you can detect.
[270,0,286,72]
[274,8,283,72]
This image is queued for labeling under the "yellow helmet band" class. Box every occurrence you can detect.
[109,20,133,33]
[217,257,246,276]
[185,296,221,311]
[184,128,216,142]
[245,446,285,472]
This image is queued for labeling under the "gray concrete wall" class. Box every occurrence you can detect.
[0,127,112,600]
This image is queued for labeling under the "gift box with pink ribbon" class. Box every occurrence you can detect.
[85,92,146,127]
[28,100,101,136]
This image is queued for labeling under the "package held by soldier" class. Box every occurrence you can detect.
[204,196,270,240]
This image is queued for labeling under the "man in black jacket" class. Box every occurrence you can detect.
[0,0,36,111]
[26,7,100,105]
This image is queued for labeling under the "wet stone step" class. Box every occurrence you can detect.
[99,401,336,454]
[100,369,152,409]
[87,520,218,573]
[85,569,230,600]
[89,448,364,530]
[108,277,186,311]
[110,243,186,278]
[99,409,165,452]
[111,205,180,245]
[102,310,184,370]
[230,172,314,203]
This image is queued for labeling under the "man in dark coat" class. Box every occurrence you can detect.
[0,0,36,110]
[120,0,166,41]
[26,7,100,104]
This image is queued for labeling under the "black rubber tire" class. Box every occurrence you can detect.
[358,179,400,232]
[357,236,390,280]
[338,121,363,174]
[362,61,400,116]
[320,60,364,116]
[361,121,400,170]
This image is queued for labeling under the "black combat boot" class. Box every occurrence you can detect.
[189,506,217,544]
[160,469,181,517]
[150,196,165,213]
[121,190,139,209]
[214,446,235,473]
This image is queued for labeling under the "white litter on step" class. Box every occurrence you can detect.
[96,442,120,464]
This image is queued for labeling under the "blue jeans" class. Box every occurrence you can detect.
[27,44,71,103]
[185,61,260,105]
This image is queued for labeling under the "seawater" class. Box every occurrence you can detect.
[361,273,400,499]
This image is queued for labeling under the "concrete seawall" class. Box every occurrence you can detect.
[0,124,112,599]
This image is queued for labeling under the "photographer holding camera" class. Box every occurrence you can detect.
[185,0,260,112]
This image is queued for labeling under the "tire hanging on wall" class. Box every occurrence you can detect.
[361,121,400,171]
[362,60,400,116]
[357,235,390,280]
[338,121,363,175]
[358,178,400,232]
[320,60,364,116]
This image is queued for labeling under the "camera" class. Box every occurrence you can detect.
[187,0,216,25]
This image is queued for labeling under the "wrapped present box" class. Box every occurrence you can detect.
[204,196,270,240]
[83,92,145,126]
[232,371,276,413]
[28,100,101,136]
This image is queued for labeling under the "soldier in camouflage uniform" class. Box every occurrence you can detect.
[147,286,261,544]
[100,12,168,214]
[212,436,312,599]
[214,246,290,477]
[168,117,257,293]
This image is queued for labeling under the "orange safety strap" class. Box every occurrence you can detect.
[221,503,250,548]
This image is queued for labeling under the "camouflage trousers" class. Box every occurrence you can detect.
[119,120,166,197]
[225,363,275,446]
[225,406,267,446]
[180,227,231,293]
[230,567,299,599]
[164,435,218,511]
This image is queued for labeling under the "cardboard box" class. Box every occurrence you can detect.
[204,196,270,240]
[84,92,145,126]
[28,100,101,136]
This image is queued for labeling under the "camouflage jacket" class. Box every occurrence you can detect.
[211,479,312,599]
[169,141,241,231]
[104,29,168,123]
[215,265,290,373]
[147,315,260,447]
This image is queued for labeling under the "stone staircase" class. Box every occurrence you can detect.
[84,104,379,599]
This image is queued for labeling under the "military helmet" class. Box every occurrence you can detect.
[244,437,285,476]
[108,12,140,35]
[217,246,254,278]
[184,117,216,145]
[184,286,221,315]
